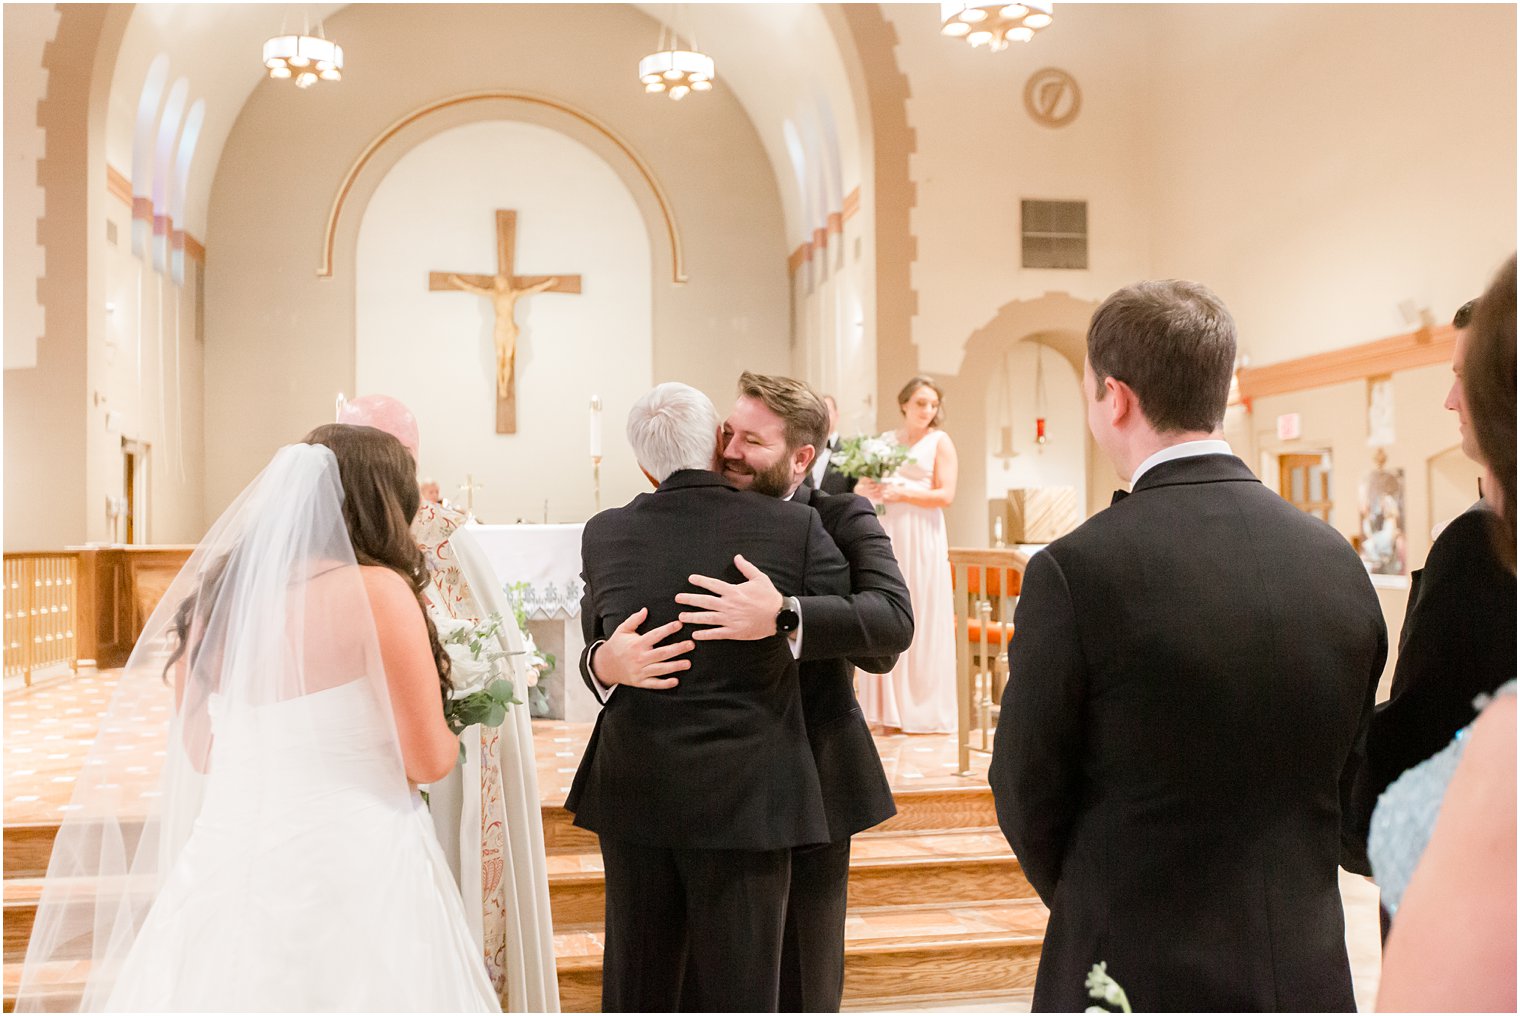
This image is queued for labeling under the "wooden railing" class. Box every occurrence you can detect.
[3,553,79,684]
[2,546,196,681]
[949,547,1029,775]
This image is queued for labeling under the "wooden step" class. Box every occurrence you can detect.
[4,900,1046,1014]
[6,784,999,872]
[542,784,998,855]
[554,899,1047,1012]
[546,829,1030,926]
[2,820,146,881]
[3,833,1035,965]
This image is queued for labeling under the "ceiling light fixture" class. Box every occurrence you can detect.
[940,1,1053,51]
[639,20,713,101]
[263,14,343,89]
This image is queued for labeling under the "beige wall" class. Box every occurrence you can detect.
[4,6,128,551]
[354,119,653,523]
[884,3,1158,378]
[1146,4,1517,365]
[86,198,206,545]
[858,2,1513,549]
[203,3,790,520]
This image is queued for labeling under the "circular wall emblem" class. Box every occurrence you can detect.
[1024,68,1081,128]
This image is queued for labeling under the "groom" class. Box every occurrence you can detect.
[567,382,851,1012]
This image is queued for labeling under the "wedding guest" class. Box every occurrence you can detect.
[17,425,498,1011]
[989,280,1386,1012]
[1375,255,1516,1012]
[566,383,850,1012]
[855,376,959,733]
[1344,298,1516,932]
[809,394,857,495]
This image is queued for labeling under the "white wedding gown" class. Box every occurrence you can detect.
[19,444,501,1014]
[104,679,500,1012]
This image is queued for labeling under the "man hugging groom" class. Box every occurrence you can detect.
[567,375,913,1012]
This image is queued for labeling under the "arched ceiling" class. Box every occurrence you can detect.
[107,3,863,247]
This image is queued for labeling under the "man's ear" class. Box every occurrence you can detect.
[793,444,817,475]
[711,427,726,471]
[1106,377,1136,429]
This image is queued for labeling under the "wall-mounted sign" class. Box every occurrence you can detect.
[1276,412,1302,441]
[1024,68,1081,128]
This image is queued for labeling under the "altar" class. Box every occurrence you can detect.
[463,522,600,723]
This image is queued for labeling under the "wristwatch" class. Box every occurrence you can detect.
[776,597,801,636]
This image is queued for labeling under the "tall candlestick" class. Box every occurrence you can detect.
[589,395,603,458]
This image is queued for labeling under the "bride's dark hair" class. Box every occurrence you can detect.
[301,423,453,704]
[165,425,452,708]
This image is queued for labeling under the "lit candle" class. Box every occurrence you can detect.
[335,392,347,421]
[589,395,603,458]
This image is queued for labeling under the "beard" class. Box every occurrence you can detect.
[723,453,794,498]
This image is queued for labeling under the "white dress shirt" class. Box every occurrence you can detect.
[1129,439,1234,487]
[811,433,839,489]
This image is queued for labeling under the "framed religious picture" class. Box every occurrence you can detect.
[1358,449,1407,575]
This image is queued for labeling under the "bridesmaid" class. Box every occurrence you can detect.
[857,376,959,733]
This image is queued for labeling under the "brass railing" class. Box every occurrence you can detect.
[4,552,80,684]
[949,547,1029,775]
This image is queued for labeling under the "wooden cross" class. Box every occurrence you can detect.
[429,210,581,434]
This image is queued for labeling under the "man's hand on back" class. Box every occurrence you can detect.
[676,555,785,641]
[593,608,693,689]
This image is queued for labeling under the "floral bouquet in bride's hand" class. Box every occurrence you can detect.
[830,435,912,515]
[435,613,523,765]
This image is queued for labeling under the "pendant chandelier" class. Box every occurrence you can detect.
[940,2,1054,51]
[263,13,343,89]
[639,20,714,101]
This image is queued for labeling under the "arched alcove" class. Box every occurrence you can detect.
[1427,443,1483,538]
[938,293,1115,547]
[984,340,1089,523]
[355,119,653,523]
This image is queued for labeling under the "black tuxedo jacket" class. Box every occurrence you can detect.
[1344,502,1517,863]
[989,455,1386,1013]
[792,486,912,840]
[565,470,850,851]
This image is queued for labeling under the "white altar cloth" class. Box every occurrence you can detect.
[465,522,598,721]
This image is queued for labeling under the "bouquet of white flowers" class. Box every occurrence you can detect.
[435,613,523,765]
[830,435,912,514]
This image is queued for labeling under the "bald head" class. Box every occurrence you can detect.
[337,394,420,460]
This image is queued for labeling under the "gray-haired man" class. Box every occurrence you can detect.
[565,382,850,1012]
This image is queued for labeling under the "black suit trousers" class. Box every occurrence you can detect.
[601,836,792,1012]
[778,837,853,1012]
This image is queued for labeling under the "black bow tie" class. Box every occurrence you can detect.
[1111,489,1129,506]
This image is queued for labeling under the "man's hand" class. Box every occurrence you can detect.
[593,608,693,689]
[676,555,785,641]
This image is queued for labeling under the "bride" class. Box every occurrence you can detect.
[16,424,500,1012]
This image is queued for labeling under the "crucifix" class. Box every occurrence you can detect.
[457,473,484,521]
[429,210,581,434]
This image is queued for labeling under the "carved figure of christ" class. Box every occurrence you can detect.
[429,210,581,434]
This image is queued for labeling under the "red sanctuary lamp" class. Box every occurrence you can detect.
[1035,417,1048,445]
